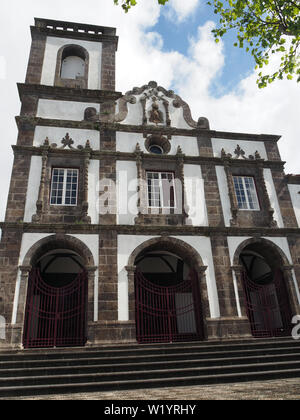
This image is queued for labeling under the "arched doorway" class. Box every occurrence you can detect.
[21,234,95,349]
[134,248,204,344]
[239,242,292,338]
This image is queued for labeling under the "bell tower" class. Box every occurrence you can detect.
[0,18,120,348]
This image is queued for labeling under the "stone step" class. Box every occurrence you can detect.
[1,351,300,377]
[1,359,300,388]
[1,366,300,398]
[0,344,299,370]
[1,338,299,397]
[0,337,298,362]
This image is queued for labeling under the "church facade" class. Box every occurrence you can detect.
[0,18,300,348]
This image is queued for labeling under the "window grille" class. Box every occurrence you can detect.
[233,176,260,210]
[147,171,176,209]
[50,168,78,206]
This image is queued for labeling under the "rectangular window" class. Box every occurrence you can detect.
[147,171,176,209]
[233,175,260,210]
[50,168,78,206]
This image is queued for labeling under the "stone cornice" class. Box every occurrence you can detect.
[15,116,282,144]
[17,84,122,104]
[102,122,281,143]
[286,174,300,185]
[31,19,118,47]
[11,144,286,169]
[0,221,299,237]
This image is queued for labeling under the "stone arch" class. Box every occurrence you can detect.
[54,44,90,89]
[128,236,205,269]
[22,234,95,269]
[126,236,209,341]
[232,237,290,269]
[13,234,97,348]
[232,236,299,333]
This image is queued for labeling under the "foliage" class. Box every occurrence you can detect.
[113,0,299,87]
[113,0,169,13]
[207,0,300,87]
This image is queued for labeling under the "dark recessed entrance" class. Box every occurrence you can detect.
[135,251,204,344]
[23,250,87,348]
[240,244,292,338]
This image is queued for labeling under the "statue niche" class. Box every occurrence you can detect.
[148,102,164,125]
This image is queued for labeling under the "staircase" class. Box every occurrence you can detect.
[0,338,300,398]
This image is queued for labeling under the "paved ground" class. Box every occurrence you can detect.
[4,378,300,400]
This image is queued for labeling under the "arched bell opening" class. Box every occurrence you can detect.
[239,242,293,338]
[54,44,89,89]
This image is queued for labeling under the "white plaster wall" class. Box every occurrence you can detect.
[118,95,193,130]
[33,126,100,150]
[88,160,100,225]
[184,164,208,226]
[23,156,42,223]
[227,236,252,266]
[70,233,99,266]
[41,36,102,89]
[168,102,194,130]
[37,99,100,121]
[171,136,198,156]
[288,184,300,227]
[116,131,198,156]
[215,166,231,227]
[116,161,138,225]
[263,168,284,228]
[117,235,220,321]
[116,132,143,153]
[212,138,268,160]
[119,99,143,126]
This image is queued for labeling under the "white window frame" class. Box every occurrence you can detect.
[147,171,176,209]
[233,175,260,211]
[50,168,79,206]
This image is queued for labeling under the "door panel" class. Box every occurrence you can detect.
[135,270,203,343]
[23,268,87,348]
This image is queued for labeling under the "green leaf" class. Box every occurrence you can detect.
[206,0,300,88]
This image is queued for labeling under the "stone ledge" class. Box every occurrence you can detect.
[17,83,122,104]
[0,221,299,237]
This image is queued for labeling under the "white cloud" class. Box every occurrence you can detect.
[0,57,6,80]
[164,0,201,22]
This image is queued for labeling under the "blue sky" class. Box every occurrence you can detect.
[154,1,254,96]
[0,0,299,220]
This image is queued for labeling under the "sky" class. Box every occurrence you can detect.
[0,0,299,221]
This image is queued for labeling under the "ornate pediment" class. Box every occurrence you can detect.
[115,81,209,130]
[221,144,263,161]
